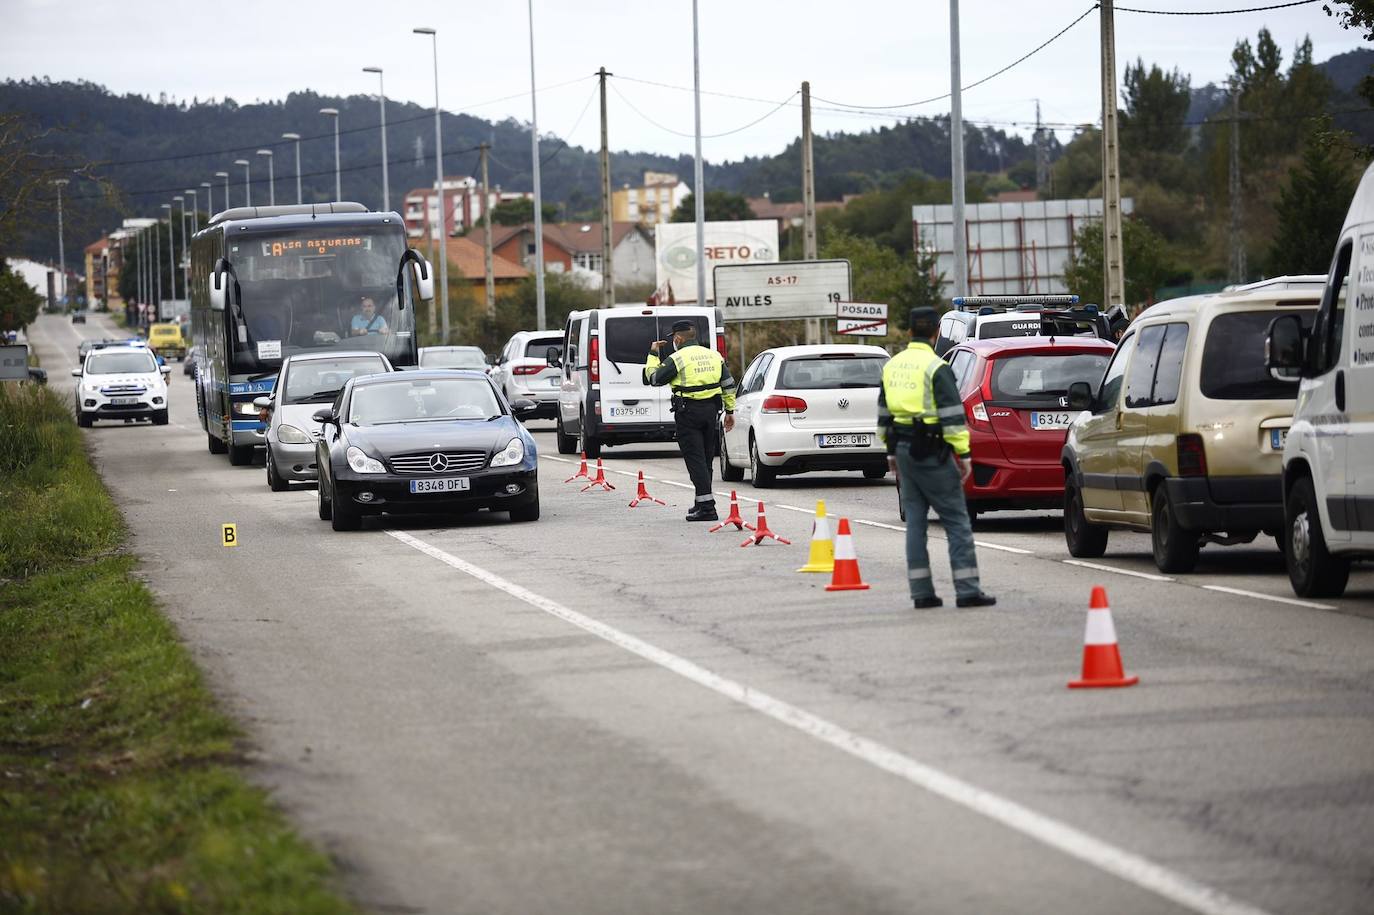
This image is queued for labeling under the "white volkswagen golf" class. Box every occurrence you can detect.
[720,343,890,487]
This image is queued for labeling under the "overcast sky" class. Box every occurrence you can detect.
[2,0,1365,162]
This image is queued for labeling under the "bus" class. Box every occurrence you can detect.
[189,202,433,464]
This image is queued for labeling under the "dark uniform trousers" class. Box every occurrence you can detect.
[675,397,720,505]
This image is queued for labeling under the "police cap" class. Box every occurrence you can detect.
[670,319,695,333]
[908,306,938,330]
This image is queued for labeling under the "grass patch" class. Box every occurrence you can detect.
[0,385,354,914]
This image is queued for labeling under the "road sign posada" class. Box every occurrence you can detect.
[835,302,889,337]
[713,259,852,321]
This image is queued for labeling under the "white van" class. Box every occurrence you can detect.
[1266,163,1374,597]
[552,305,724,457]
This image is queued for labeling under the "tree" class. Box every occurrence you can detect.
[820,230,944,343]
[1322,1,1374,40]
[1063,217,1174,309]
[670,191,755,223]
[1269,128,1359,275]
[490,198,558,226]
[0,263,43,333]
[1121,60,1191,156]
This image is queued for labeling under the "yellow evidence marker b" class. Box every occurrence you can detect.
[221,523,238,547]
[797,500,835,573]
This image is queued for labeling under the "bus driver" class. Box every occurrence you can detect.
[351,297,389,336]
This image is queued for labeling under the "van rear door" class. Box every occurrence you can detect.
[600,314,668,425]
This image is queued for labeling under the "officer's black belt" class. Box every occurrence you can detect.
[675,381,721,393]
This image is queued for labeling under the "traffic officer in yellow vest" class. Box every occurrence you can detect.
[879,307,996,608]
[646,320,737,522]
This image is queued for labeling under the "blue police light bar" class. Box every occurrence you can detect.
[953,294,1078,311]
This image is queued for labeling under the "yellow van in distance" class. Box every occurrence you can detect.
[148,323,187,362]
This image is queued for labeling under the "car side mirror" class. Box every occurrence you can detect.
[160,365,172,375]
[485,353,499,366]
[253,395,272,411]
[512,398,537,416]
[312,408,337,426]
[70,368,83,378]
[1067,381,1093,411]
[545,346,562,368]
[1266,314,1306,381]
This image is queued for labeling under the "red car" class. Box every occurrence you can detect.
[943,336,1116,516]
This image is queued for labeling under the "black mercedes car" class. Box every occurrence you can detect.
[314,370,540,531]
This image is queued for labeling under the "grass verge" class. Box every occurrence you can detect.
[0,384,354,914]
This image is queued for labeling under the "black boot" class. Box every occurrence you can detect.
[956,592,997,608]
[685,503,718,522]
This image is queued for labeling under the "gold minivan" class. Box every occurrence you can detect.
[1061,277,1323,573]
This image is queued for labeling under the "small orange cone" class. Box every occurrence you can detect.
[710,491,749,532]
[628,471,665,507]
[1068,587,1139,689]
[825,518,870,591]
[564,453,590,483]
[580,458,616,492]
[741,501,791,547]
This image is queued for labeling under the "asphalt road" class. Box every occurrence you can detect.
[28,313,1374,915]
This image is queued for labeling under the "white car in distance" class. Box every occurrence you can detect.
[488,330,564,421]
[721,344,890,487]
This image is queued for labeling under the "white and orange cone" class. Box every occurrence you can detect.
[563,453,590,483]
[710,491,749,533]
[1068,586,1139,689]
[824,518,870,591]
[740,501,791,547]
[580,458,615,492]
[628,471,665,508]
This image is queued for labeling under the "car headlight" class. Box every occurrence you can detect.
[489,437,525,468]
[277,424,312,445]
[346,445,386,474]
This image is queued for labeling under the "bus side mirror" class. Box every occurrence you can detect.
[209,270,227,311]
[396,250,434,306]
[1266,314,1306,381]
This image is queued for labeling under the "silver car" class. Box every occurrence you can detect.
[256,351,394,491]
[418,345,488,370]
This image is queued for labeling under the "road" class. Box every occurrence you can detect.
[30,313,1374,915]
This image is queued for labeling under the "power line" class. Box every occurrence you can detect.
[1115,0,1317,14]
[608,82,799,139]
[540,79,600,167]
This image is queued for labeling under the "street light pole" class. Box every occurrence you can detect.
[257,149,275,206]
[234,159,251,207]
[179,193,193,295]
[216,171,230,210]
[414,27,450,343]
[172,197,186,300]
[160,203,175,315]
[200,182,213,219]
[281,133,302,204]
[691,0,706,305]
[320,108,341,201]
[527,0,547,328]
[185,189,197,234]
[52,178,69,306]
[363,67,390,213]
[949,0,968,299]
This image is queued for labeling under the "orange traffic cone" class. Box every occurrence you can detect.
[564,453,590,483]
[710,491,749,532]
[580,458,616,492]
[628,471,665,507]
[1068,586,1139,689]
[741,501,791,547]
[825,519,870,591]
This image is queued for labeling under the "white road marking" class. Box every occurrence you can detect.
[385,528,1272,915]
[1201,585,1334,611]
[976,541,1035,555]
[852,518,906,532]
[657,479,694,490]
[1062,560,1174,582]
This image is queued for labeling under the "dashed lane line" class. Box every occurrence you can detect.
[1202,585,1334,611]
[384,528,1273,915]
[1062,560,1174,583]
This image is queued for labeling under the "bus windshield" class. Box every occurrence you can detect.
[225,227,413,372]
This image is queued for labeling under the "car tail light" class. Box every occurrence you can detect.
[513,365,542,376]
[716,330,728,361]
[968,399,990,425]
[589,336,600,383]
[761,395,808,414]
[1177,433,1207,477]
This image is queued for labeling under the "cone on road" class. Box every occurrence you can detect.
[628,471,665,508]
[580,458,616,492]
[1068,586,1139,689]
[796,500,835,573]
[564,453,590,483]
[825,519,871,591]
[741,501,791,547]
[710,491,749,532]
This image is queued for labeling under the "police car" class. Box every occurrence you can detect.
[71,341,171,427]
[933,295,1127,357]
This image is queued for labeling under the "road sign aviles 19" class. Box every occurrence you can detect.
[713,259,852,321]
[835,302,888,337]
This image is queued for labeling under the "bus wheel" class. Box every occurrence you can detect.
[207,431,227,454]
[228,443,255,466]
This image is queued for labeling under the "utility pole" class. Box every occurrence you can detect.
[153,215,162,323]
[1034,100,1049,194]
[1228,86,1246,285]
[802,80,820,344]
[949,0,968,299]
[480,143,496,317]
[692,0,707,305]
[599,66,614,307]
[1099,0,1126,308]
[527,0,547,329]
[53,179,68,306]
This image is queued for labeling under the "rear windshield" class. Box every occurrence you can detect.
[603,314,711,365]
[989,352,1112,402]
[87,351,158,375]
[524,338,563,359]
[1201,310,1316,400]
[776,355,887,390]
[420,348,486,369]
[283,357,387,404]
